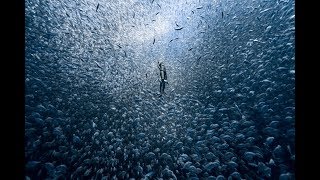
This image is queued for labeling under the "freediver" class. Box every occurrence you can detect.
[158,61,168,96]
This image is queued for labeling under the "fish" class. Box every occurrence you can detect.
[222,11,224,18]
[197,20,202,28]
[96,3,100,12]
[169,38,179,43]
[94,61,102,69]
[153,38,155,44]
[260,8,272,14]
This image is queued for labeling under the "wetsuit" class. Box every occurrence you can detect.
[158,62,167,95]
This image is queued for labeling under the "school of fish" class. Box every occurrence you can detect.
[25,0,295,179]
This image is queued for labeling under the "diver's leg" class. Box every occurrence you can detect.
[160,80,164,94]
[163,82,165,94]
[160,81,163,94]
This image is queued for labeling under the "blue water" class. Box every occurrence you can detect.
[25,0,295,179]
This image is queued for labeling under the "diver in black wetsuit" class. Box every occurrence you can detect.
[158,61,168,96]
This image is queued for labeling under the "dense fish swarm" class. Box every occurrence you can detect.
[25,0,295,179]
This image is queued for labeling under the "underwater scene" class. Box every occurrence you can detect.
[25,0,295,179]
